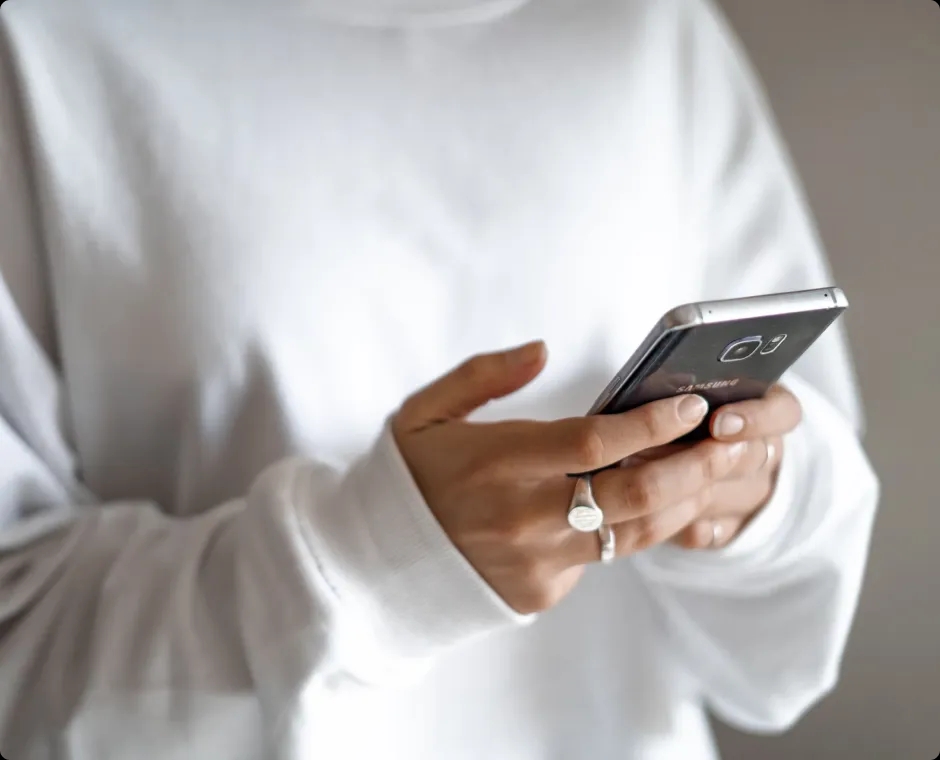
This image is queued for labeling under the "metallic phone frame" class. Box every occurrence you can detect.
[587,287,848,415]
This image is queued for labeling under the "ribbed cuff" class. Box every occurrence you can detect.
[297,420,532,663]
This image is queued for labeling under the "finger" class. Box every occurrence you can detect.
[697,473,776,519]
[591,437,746,524]
[725,436,783,479]
[563,494,706,565]
[672,515,748,551]
[632,436,781,479]
[613,495,707,557]
[396,341,547,432]
[622,442,689,465]
[499,393,711,475]
[669,472,775,550]
[710,384,802,441]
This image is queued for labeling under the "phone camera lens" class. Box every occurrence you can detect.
[719,337,763,363]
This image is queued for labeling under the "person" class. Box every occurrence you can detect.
[0,0,878,757]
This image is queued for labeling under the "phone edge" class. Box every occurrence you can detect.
[698,287,848,324]
[585,287,847,417]
[586,303,703,415]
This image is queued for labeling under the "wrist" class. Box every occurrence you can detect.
[295,420,533,662]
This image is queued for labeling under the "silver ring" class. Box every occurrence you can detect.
[567,474,605,533]
[598,524,616,564]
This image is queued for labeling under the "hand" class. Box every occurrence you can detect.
[392,341,746,615]
[631,385,804,550]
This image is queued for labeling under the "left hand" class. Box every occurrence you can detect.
[628,384,803,551]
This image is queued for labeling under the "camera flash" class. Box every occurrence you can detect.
[760,334,788,355]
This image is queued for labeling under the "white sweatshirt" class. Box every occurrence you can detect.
[0,0,878,758]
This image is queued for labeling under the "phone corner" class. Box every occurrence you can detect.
[829,286,850,310]
[663,303,705,329]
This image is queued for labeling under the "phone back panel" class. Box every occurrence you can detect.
[599,307,844,440]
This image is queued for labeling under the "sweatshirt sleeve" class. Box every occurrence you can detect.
[0,33,524,756]
[629,0,879,735]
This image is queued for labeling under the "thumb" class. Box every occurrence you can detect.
[396,340,547,432]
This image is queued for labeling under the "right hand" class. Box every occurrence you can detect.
[392,341,746,615]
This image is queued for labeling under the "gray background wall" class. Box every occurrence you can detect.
[713,1,940,758]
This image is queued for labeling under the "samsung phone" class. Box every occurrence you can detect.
[588,287,848,440]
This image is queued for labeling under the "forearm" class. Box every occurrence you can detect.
[0,424,521,755]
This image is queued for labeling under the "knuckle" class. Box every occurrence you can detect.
[625,515,659,552]
[458,355,489,386]
[519,570,562,612]
[574,424,608,470]
[624,472,659,512]
[698,450,719,482]
[701,444,730,481]
[625,496,704,554]
[635,404,662,445]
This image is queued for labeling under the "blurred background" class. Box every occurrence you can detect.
[712,1,940,758]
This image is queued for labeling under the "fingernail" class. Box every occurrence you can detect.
[715,412,745,438]
[509,340,545,366]
[727,441,747,462]
[678,395,709,424]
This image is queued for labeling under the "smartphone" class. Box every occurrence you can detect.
[587,287,848,441]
